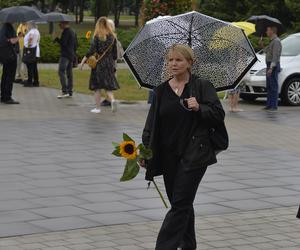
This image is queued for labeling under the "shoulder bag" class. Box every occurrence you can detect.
[22,47,37,64]
[86,38,115,69]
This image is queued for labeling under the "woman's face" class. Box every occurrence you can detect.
[167,51,192,76]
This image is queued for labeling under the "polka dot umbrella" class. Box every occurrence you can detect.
[123,11,257,91]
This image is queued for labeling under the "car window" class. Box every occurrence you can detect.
[281,35,300,56]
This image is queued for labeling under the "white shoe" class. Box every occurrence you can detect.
[111,100,117,112]
[90,108,101,113]
[57,93,71,99]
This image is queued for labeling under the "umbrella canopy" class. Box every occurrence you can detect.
[44,12,75,22]
[247,15,285,36]
[232,22,255,36]
[0,6,44,23]
[124,11,257,91]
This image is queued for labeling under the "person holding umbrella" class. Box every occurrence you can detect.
[15,22,28,84]
[259,26,282,111]
[0,23,21,104]
[141,44,226,250]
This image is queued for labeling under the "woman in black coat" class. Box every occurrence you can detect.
[141,44,226,250]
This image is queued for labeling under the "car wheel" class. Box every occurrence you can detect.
[282,78,300,106]
[240,93,257,102]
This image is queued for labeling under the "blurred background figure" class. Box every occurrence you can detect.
[100,18,124,107]
[54,21,78,99]
[15,22,28,84]
[0,22,20,104]
[227,87,243,112]
[23,21,40,87]
[79,17,119,113]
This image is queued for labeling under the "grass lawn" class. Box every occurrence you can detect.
[39,68,149,101]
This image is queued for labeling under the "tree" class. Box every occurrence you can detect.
[113,0,124,27]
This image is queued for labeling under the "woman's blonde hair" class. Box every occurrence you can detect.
[166,44,195,65]
[94,16,116,40]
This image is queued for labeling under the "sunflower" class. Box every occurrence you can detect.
[119,141,137,160]
[86,30,92,40]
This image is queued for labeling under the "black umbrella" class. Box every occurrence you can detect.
[0,6,44,23]
[247,15,285,37]
[44,12,75,22]
[124,11,257,91]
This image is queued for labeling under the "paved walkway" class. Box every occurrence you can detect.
[0,84,299,249]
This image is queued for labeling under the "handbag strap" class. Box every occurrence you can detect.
[95,38,115,63]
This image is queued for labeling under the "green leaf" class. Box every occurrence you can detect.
[138,144,153,160]
[123,133,134,142]
[120,159,139,182]
[112,142,119,147]
[112,146,121,157]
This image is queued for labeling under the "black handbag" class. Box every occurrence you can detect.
[192,77,229,154]
[0,44,17,64]
[22,47,37,64]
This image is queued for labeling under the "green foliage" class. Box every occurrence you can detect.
[120,159,140,181]
[116,27,139,50]
[141,0,193,23]
[0,0,27,8]
[38,27,138,63]
[123,133,135,142]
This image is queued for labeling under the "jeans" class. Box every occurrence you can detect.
[26,61,39,85]
[1,60,17,101]
[155,153,207,250]
[266,62,280,109]
[58,57,73,94]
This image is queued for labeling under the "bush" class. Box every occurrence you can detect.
[39,28,138,63]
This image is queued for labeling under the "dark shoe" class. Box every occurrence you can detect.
[267,108,278,112]
[24,83,33,87]
[14,78,23,84]
[3,99,20,104]
[33,82,40,87]
[101,99,111,107]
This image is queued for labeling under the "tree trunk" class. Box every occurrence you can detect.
[135,0,139,27]
[79,0,84,23]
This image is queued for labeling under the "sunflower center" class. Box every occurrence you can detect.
[124,144,134,154]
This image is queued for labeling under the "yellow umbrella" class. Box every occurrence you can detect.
[231,21,255,36]
[209,21,255,50]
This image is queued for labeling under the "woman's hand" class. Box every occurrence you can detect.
[9,37,19,44]
[185,97,200,112]
[139,159,147,169]
[78,56,87,70]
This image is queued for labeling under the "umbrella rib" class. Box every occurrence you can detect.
[165,20,190,33]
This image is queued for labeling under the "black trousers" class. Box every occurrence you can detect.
[26,61,39,85]
[1,60,17,102]
[156,154,207,250]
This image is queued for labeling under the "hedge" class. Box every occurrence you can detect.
[39,27,139,63]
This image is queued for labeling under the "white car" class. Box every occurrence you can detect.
[240,32,300,106]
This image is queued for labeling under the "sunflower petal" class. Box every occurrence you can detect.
[123,133,135,142]
[120,159,139,182]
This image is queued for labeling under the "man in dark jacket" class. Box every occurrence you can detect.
[0,23,20,104]
[54,21,77,98]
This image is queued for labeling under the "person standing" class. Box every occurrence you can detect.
[23,22,40,87]
[15,22,28,83]
[0,23,20,104]
[260,26,282,111]
[54,21,77,98]
[141,44,226,250]
[79,17,119,113]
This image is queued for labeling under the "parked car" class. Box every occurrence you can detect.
[240,32,300,106]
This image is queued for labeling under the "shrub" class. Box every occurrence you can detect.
[38,28,138,63]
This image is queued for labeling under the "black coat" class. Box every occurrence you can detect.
[142,75,226,181]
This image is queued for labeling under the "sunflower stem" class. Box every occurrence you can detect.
[152,180,168,209]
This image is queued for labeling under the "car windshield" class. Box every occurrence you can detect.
[281,35,300,56]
